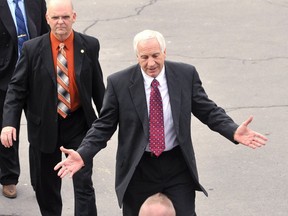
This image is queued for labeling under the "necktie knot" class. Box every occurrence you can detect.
[151,79,159,88]
[13,0,19,4]
[58,43,66,58]
[59,43,65,51]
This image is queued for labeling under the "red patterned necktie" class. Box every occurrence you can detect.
[57,43,71,118]
[149,79,165,156]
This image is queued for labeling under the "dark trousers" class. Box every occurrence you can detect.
[123,146,197,216]
[0,90,36,188]
[0,90,20,186]
[33,108,97,216]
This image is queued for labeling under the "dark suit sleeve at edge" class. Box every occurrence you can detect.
[77,76,119,164]
[91,39,105,115]
[190,66,239,143]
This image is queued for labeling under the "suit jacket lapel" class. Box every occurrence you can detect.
[0,0,18,46]
[41,34,56,85]
[165,63,181,136]
[129,66,149,140]
[73,32,84,85]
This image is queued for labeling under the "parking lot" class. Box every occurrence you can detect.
[1,0,288,215]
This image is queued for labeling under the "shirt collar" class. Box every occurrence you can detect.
[50,31,74,51]
[7,0,24,4]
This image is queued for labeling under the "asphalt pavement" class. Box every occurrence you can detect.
[1,0,288,215]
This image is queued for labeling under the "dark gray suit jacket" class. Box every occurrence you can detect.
[3,32,105,153]
[0,0,48,91]
[77,60,239,206]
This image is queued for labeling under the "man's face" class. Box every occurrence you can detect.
[136,38,166,78]
[46,2,76,41]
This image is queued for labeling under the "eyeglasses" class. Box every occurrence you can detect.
[49,15,72,22]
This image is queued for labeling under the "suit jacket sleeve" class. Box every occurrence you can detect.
[190,65,239,142]
[2,43,29,128]
[77,75,119,164]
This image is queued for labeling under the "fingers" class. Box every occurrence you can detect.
[54,160,65,171]
[54,146,77,178]
[54,161,74,178]
[58,165,72,178]
[0,127,17,148]
[255,132,268,142]
[54,147,70,170]
[59,146,70,154]
[242,115,253,127]
[253,133,268,145]
[245,133,267,149]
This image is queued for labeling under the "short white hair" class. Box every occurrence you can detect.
[138,193,176,216]
[133,30,166,55]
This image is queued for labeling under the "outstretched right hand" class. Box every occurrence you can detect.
[54,146,85,178]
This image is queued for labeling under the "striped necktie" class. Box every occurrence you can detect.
[149,79,165,156]
[57,43,71,118]
[14,0,28,55]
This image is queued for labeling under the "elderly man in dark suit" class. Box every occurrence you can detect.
[0,0,49,198]
[0,0,105,215]
[54,30,268,216]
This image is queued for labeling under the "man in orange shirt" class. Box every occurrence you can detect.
[0,0,105,215]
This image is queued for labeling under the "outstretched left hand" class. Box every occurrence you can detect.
[234,116,268,149]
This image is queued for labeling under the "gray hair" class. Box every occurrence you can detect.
[133,30,166,55]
